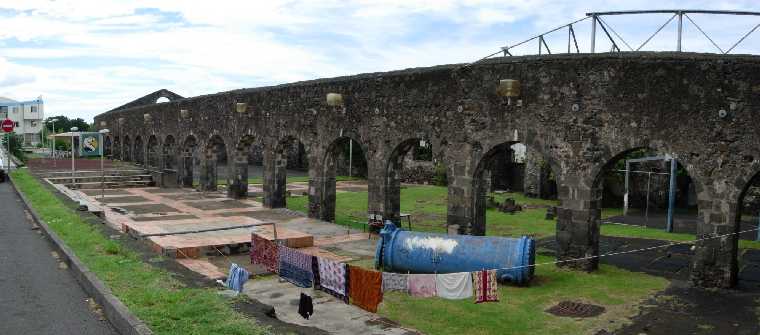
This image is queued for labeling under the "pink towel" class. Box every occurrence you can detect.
[408,274,436,298]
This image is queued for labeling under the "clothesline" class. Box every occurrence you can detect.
[250,233,502,312]
[493,226,760,272]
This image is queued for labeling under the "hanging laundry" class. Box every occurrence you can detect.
[473,270,499,303]
[348,266,383,313]
[382,272,409,293]
[225,263,251,293]
[317,257,349,303]
[278,245,313,288]
[435,272,473,300]
[298,293,314,320]
[251,233,279,274]
[312,255,321,289]
[408,274,437,298]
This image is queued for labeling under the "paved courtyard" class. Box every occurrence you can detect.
[63,180,410,335]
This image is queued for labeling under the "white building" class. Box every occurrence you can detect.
[0,96,45,146]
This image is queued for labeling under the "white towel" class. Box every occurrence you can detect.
[436,272,473,300]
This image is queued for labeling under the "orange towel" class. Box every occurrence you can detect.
[348,265,383,313]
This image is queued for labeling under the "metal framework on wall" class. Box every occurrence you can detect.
[468,9,760,66]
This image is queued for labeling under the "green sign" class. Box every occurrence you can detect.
[79,132,102,157]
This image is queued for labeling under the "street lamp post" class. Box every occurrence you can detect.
[70,126,78,186]
[50,118,58,167]
[99,129,110,199]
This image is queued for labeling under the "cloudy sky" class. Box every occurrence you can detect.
[1,0,759,121]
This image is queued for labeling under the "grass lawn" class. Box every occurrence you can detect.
[11,169,268,335]
[379,255,669,335]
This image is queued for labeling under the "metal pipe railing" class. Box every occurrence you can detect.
[465,9,760,68]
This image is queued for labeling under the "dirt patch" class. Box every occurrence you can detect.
[99,196,149,204]
[118,203,180,215]
[141,188,186,194]
[222,209,300,222]
[79,189,132,196]
[545,301,606,318]
[131,214,199,222]
[614,283,760,335]
[163,193,225,201]
[183,199,250,210]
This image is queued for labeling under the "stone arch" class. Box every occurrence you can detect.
[112,136,120,160]
[319,135,368,222]
[199,134,228,192]
[122,136,131,162]
[104,135,113,158]
[227,135,258,199]
[264,135,308,208]
[180,135,198,187]
[133,136,144,165]
[590,147,702,233]
[383,137,427,224]
[163,135,176,170]
[470,141,558,236]
[737,170,760,240]
[146,135,160,169]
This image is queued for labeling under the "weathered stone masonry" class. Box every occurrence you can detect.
[95,53,760,289]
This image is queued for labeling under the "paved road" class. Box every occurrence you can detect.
[0,182,116,334]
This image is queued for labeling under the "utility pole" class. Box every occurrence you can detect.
[71,127,78,186]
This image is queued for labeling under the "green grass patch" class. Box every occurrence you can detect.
[11,169,268,335]
[286,184,760,250]
[379,255,669,335]
[211,175,361,186]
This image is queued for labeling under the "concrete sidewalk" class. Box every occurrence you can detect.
[0,182,115,335]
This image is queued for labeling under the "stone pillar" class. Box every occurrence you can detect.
[227,159,248,199]
[447,156,475,235]
[308,160,323,219]
[162,169,178,188]
[366,155,385,223]
[523,147,543,198]
[198,155,217,192]
[555,175,600,271]
[383,150,403,224]
[181,153,194,187]
[263,146,286,208]
[316,151,337,222]
[470,169,490,236]
[690,198,739,288]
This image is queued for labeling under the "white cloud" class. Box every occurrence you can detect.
[0,0,758,121]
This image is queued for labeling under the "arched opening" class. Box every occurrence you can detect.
[122,136,131,162]
[228,135,260,199]
[146,135,159,170]
[320,136,368,223]
[133,136,144,166]
[738,172,760,242]
[163,135,176,170]
[594,148,698,235]
[156,96,170,103]
[104,136,113,158]
[266,136,308,208]
[180,135,198,188]
[200,135,228,191]
[112,136,120,160]
[471,142,557,236]
[384,138,438,225]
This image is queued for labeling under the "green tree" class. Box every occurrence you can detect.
[2,132,26,162]
[44,115,90,133]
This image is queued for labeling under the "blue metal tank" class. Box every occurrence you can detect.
[375,222,535,285]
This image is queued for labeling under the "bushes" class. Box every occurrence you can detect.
[433,161,447,186]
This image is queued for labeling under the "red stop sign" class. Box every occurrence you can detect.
[1,119,13,133]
